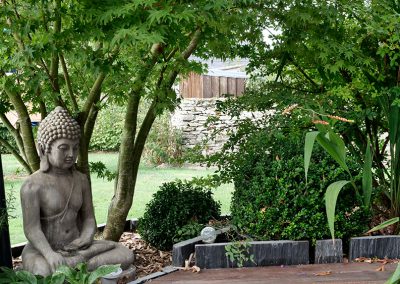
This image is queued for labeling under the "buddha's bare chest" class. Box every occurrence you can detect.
[39,180,83,218]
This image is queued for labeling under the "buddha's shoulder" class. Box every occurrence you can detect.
[74,170,89,183]
[21,171,47,194]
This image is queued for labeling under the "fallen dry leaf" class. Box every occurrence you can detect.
[313,271,332,276]
[191,266,201,273]
[376,265,386,272]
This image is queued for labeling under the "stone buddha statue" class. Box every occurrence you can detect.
[20,106,134,276]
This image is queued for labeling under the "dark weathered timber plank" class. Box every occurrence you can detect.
[195,240,309,269]
[315,239,343,264]
[149,263,397,284]
[172,236,203,267]
[350,236,400,260]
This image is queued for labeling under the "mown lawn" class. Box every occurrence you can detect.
[2,153,233,244]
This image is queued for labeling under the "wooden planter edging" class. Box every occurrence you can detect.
[195,240,309,269]
[172,226,231,267]
[349,236,400,260]
[315,239,343,264]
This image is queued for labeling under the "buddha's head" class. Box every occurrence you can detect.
[37,107,81,172]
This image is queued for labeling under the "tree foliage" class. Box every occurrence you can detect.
[0,0,259,240]
[234,0,400,220]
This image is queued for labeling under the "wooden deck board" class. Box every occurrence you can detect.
[150,263,397,283]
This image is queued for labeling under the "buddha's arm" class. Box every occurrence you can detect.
[63,174,96,251]
[78,175,96,242]
[21,180,65,271]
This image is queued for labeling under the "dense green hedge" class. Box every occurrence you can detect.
[138,181,221,250]
[230,130,370,245]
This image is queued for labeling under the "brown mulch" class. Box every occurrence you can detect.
[118,232,172,278]
[12,232,173,280]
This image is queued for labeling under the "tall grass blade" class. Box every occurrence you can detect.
[304,131,319,184]
[362,139,372,207]
[325,180,350,240]
[366,217,399,234]
[328,130,347,164]
[317,133,350,174]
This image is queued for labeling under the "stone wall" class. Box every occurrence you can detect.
[171,98,261,154]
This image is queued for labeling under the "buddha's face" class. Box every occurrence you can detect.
[47,138,79,170]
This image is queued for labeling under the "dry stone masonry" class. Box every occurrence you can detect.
[171,98,262,154]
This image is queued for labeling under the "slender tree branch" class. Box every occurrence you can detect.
[3,84,40,171]
[0,112,27,161]
[0,137,32,174]
[60,52,79,112]
[84,104,99,150]
[165,28,202,88]
[287,56,319,89]
[80,72,107,127]
[36,87,48,119]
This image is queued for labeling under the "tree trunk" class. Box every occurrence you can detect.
[103,33,202,241]
[103,98,156,240]
[4,86,40,171]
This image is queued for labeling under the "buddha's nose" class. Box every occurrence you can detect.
[66,148,74,157]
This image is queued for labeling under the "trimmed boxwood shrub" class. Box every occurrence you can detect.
[230,130,370,245]
[138,181,221,250]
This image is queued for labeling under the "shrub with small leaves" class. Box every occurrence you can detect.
[138,181,221,250]
[173,221,204,244]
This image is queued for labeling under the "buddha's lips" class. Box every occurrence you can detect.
[65,159,74,163]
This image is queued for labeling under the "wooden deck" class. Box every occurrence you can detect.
[150,263,397,283]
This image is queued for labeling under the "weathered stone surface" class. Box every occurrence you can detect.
[349,236,400,260]
[195,240,309,269]
[315,239,343,264]
[172,236,203,267]
[170,98,263,153]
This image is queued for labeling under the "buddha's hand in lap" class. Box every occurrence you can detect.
[63,237,92,252]
[45,252,66,273]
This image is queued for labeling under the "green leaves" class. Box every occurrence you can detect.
[304,131,319,184]
[362,139,372,207]
[304,127,373,240]
[386,263,400,284]
[317,131,350,175]
[366,217,399,234]
[325,180,350,240]
[55,263,120,284]
[304,129,350,183]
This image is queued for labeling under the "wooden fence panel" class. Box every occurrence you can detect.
[228,77,237,96]
[220,77,228,96]
[237,78,245,96]
[202,75,212,98]
[180,73,246,98]
[211,76,220,98]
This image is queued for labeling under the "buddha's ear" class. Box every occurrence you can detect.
[37,144,49,172]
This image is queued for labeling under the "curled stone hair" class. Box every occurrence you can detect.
[37,106,81,154]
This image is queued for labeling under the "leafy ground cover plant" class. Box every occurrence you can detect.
[138,180,220,250]
[0,263,119,284]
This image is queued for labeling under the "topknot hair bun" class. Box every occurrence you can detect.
[37,107,80,153]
